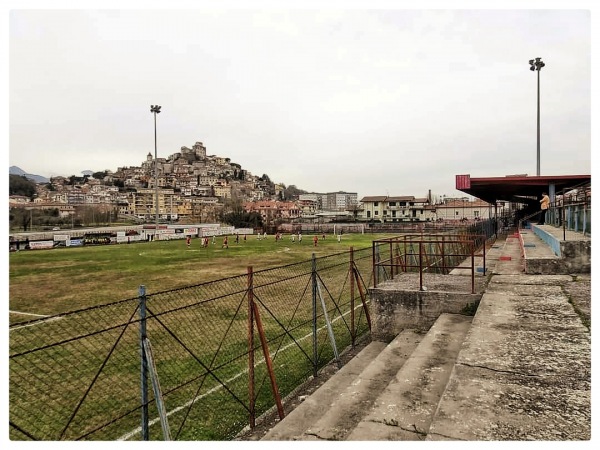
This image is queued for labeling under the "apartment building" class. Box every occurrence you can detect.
[359,195,435,222]
[325,192,358,211]
[297,199,318,218]
[298,191,357,212]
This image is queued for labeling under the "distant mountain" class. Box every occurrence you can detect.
[9,166,49,184]
[9,166,26,176]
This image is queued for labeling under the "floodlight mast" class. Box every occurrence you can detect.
[150,105,161,236]
[528,58,545,176]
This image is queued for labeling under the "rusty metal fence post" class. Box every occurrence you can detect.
[418,241,424,291]
[311,253,318,378]
[247,267,255,430]
[350,247,355,347]
[138,285,149,441]
[389,240,394,280]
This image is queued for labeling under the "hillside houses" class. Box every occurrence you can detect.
[243,201,301,224]
[14,141,281,223]
[9,139,498,227]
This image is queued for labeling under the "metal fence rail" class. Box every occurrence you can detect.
[516,181,591,237]
[547,181,591,237]
[371,220,496,293]
[9,245,379,441]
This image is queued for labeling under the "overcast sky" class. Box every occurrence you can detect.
[5,1,594,200]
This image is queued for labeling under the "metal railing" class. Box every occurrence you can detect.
[516,181,591,238]
[371,220,496,293]
[547,182,591,237]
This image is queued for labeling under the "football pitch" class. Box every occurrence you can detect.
[9,230,392,440]
[9,232,395,325]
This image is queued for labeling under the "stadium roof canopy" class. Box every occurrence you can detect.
[455,174,591,205]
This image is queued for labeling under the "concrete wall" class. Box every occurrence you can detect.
[560,240,592,273]
[533,226,562,256]
[525,241,591,274]
[368,286,482,342]
[526,227,591,274]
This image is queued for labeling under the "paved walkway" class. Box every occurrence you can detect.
[427,232,591,441]
[533,224,591,242]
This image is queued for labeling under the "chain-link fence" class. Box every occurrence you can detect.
[9,245,379,441]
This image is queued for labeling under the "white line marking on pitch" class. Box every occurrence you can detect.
[9,313,62,331]
[9,310,50,317]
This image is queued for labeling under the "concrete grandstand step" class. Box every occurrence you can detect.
[261,339,387,440]
[262,329,423,441]
[302,329,424,440]
[426,274,591,441]
[449,237,504,277]
[346,313,472,440]
[493,235,524,275]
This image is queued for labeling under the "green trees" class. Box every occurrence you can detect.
[9,175,36,199]
[282,184,307,200]
[221,211,263,229]
[9,208,62,232]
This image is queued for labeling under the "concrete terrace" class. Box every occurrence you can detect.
[246,225,591,442]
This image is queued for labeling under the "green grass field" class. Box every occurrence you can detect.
[10,226,492,440]
[9,230,391,440]
[9,232,395,324]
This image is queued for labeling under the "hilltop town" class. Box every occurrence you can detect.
[9,140,493,231]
